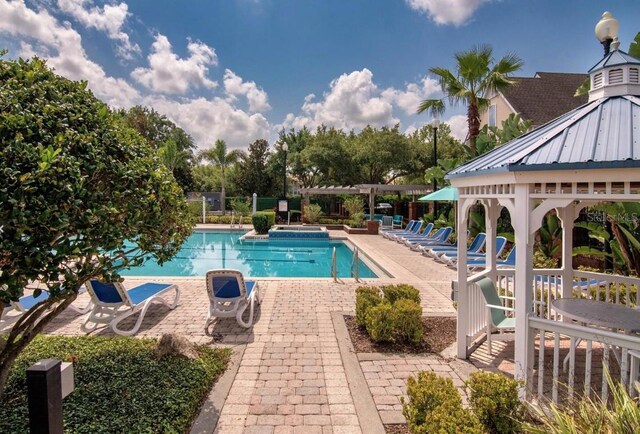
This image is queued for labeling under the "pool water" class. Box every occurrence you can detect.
[121,231,378,278]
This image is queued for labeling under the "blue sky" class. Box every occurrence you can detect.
[1,0,639,150]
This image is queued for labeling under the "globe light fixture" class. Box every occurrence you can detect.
[595,11,619,56]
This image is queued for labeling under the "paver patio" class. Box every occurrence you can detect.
[40,229,498,432]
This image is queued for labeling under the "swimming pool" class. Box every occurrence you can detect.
[121,231,380,278]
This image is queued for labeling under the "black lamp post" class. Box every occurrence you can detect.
[282,143,288,198]
[430,119,440,217]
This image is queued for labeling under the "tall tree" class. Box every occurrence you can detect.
[0,55,192,395]
[235,139,276,196]
[120,106,196,192]
[351,125,412,184]
[417,45,523,151]
[198,140,242,214]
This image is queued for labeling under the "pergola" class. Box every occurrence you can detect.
[447,40,640,399]
[300,184,432,220]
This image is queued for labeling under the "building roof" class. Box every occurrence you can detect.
[300,184,432,195]
[447,95,640,179]
[500,72,588,126]
[589,49,640,73]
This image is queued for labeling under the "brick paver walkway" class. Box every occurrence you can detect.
[39,231,477,433]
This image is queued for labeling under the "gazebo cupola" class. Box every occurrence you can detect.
[588,12,640,101]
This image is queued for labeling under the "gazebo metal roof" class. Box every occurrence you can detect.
[447,95,640,179]
[589,49,640,73]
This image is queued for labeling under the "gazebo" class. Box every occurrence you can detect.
[447,14,640,401]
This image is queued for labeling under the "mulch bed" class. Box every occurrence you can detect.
[344,315,456,354]
[385,424,410,434]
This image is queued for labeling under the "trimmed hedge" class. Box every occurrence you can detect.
[0,335,230,433]
[402,371,483,434]
[466,371,524,434]
[255,211,276,228]
[252,214,269,234]
[355,284,424,344]
[204,215,234,224]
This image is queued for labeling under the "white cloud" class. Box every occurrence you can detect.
[381,76,439,115]
[280,69,397,131]
[223,69,271,113]
[57,0,140,59]
[0,0,140,107]
[446,114,468,142]
[146,96,270,150]
[405,0,488,26]
[279,69,443,133]
[131,34,218,95]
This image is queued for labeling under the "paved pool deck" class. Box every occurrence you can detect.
[42,228,503,433]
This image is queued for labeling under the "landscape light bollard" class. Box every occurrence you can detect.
[252,193,257,215]
[430,119,440,217]
[282,143,288,198]
[27,359,75,434]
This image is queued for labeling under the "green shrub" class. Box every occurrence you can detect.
[382,284,421,305]
[402,371,467,432]
[187,201,204,218]
[392,299,423,344]
[533,250,558,268]
[230,197,252,216]
[204,215,234,224]
[423,405,484,434]
[318,218,346,225]
[255,211,276,227]
[304,203,323,224]
[0,335,230,433]
[252,214,269,234]
[466,371,524,434]
[355,286,383,327]
[365,302,394,342]
[349,211,365,228]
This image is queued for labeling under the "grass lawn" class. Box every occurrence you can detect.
[0,335,231,433]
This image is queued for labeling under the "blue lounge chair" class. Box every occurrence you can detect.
[381,220,417,239]
[425,233,486,259]
[205,269,261,329]
[397,223,435,243]
[389,221,424,241]
[82,280,179,335]
[441,236,507,266]
[407,227,453,249]
[2,286,92,322]
[467,246,517,271]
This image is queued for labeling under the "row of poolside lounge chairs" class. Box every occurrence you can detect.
[381,219,516,271]
[2,269,261,335]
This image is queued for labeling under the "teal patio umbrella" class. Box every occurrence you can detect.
[418,186,458,202]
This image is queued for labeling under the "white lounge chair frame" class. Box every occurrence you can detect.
[82,281,179,336]
[205,269,261,330]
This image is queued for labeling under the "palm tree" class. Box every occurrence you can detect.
[198,140,242,215]
[417,45,523,152]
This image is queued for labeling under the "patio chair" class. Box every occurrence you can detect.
[426,233,486,259]
[2,285,93,321]
[406,226,452,249]
[81,280,180,336]
[381,215,393,229]
[441,236,507,266]
[205,269,261,330]
[392,215,403,229]
[381,219,417,239]
[477,277,516,355]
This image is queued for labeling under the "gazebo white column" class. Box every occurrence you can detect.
[456,197,471,358]
[558,204,576,299]
[513,184,534,387]
[483,199,500,282]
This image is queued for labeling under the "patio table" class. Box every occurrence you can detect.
[551,298,640,333]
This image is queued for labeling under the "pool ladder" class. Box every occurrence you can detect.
[230,212,243,229]
[351,247,360,282]
[331,246,360,283]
